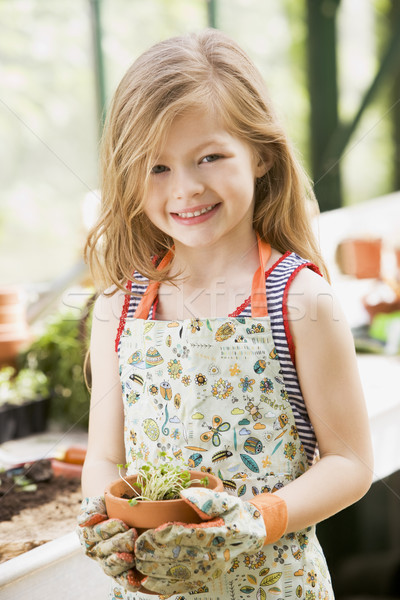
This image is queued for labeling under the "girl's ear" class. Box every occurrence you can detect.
[254,152,274,178]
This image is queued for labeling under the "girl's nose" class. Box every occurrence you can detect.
[170,167,204,201]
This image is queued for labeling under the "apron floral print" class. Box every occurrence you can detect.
[111,238,334,600]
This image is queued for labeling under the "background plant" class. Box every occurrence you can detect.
[0,366,49,407]
[16,303,93,427]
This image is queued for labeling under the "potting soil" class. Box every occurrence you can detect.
[0,459,82,563]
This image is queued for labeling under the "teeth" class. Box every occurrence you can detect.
[177,205,215,218]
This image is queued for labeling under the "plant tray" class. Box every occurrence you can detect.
[0,397,49,444]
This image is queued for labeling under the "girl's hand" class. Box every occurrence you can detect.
[134,488,287,595]
[76,496,143,592]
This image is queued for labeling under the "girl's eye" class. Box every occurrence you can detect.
[151,165,169,174]
[201,154,221,164]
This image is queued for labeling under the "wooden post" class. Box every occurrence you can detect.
[306,0,342,211]
[206,0,217,29]
[89,0,107,137]
[390,1,400,191]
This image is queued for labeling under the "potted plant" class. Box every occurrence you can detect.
[105,453,223,531]
[0,366,50,443]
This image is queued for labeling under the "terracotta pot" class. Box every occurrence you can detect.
[51,446,87,479]
[336,238,382,279]
[0,286,30,367]
[51,459,83,479]
[396,248,400,279]
[104,470,224,531]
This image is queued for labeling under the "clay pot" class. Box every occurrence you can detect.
[51,445,87,479]
[51,459,83,479]
[104,470,223,532]
[0,286,31,367]
[396,248,400,280]
[336,238,382,279]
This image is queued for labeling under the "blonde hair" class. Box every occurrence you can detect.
[84,28,329,295]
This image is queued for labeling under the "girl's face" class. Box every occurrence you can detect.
[143,107,268,252]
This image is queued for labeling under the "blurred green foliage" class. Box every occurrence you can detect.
[0,366,49,406]
[16,304,94,428]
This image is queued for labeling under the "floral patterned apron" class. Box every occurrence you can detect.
[112,237,334,600]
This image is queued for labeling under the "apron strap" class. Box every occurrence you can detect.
[251,233,271,317]
[134,235,271,319]
[133,249,174,319]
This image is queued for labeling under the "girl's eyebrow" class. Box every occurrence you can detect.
[193,138,228,151]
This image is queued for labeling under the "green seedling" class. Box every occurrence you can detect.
[13,474,37,493]
[117,452,208,505]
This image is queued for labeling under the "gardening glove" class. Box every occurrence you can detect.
[134,488,287,595]
[76,496,143,592]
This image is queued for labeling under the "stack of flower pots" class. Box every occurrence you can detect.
[0,286,30,368]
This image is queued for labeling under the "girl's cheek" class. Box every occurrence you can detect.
[147,179,165,199]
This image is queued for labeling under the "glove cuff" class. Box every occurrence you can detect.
[248,493,288,544]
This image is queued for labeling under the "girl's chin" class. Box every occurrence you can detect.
[172,236,218,249]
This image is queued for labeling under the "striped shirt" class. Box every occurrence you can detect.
[115,251,322,465]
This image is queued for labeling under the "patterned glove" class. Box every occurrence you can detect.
[76,496,143,592]
[135,488,286,595]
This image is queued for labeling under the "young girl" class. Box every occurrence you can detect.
[77,29,373,600]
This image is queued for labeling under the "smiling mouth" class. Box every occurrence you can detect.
[174,204,218,218]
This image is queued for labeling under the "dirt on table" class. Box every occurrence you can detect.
[0,459,83,564]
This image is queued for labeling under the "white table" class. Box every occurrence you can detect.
[357,354,400,481]
[315,193,400,482]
